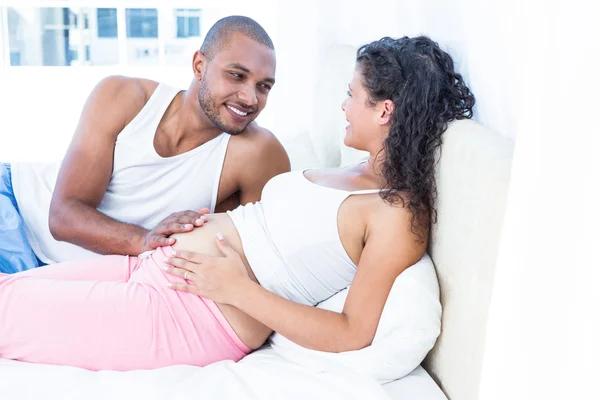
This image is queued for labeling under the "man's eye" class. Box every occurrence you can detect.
[230,73,243,79]
[260,84,272,91]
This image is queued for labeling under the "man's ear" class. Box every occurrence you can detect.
[379,99,395,125]
[192,50,207,81]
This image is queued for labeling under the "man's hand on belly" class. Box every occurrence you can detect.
[140,208,210,252]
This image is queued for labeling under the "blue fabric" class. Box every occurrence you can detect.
[0,163,43,273]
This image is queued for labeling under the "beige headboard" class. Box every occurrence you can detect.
[424,119,514,400]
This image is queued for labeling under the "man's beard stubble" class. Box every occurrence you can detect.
[197,80,246,136]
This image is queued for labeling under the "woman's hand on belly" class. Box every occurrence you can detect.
[165,218,273,349]
[163,233,252,305]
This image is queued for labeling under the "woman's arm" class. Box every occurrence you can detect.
[165,205,426,353]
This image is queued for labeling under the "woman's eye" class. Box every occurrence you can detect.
[346,90,352,97]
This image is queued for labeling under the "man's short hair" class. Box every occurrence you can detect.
[200,16,274,60]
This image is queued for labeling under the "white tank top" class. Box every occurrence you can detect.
[12,83,231,264]
[227,169,381,306]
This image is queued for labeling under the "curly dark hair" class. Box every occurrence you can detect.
[356,36,475,242]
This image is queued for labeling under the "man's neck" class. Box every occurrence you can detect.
[155,90,224,156]
[175,90,225,140]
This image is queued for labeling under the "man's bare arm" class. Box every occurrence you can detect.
[49,76,205,255]
[236,128,291,205]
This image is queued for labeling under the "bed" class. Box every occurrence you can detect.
[1,42,513,399]
[0,351,446,400]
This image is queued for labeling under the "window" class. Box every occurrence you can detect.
[7,7,111,66]
[10,52,21,66]
[70,45,90,63]
[40,7,72,66]
[69,47,78,62]
[69,10,89,29]
[126,8,158,38]
[2,5,267,67]
[97,8,118,38]
[70,10,78,28]
[175,9,201,38]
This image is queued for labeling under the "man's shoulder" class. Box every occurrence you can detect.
[88,76,161,135]
[225,122,291,176]
[232,122,278,145]
[229,122,287,157]
[94,75,158,106]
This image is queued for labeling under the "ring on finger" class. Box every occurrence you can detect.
[184,270,189,280]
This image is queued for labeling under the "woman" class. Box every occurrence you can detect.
[0,36,474,371]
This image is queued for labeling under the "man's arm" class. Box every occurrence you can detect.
[236,128,291,205]
[49,76,204,256]
[213,127,290,213]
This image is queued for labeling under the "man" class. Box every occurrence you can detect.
[0,16,290,273]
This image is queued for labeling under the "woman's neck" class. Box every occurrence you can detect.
[358,153,387,188]
[366,152,385,173]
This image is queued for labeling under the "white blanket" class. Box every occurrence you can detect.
[0,346,392,400]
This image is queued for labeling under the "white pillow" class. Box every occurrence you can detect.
[269,253,442,384]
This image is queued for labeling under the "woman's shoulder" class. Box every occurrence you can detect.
[367,191,428,242]
[370,192,412,220]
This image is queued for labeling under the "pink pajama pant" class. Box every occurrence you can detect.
[0,246,251,371]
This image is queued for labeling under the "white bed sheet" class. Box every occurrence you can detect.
[383,366,447,400]
[0,346,445,400]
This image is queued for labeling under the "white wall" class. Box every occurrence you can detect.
[273,0,522,145]
[0,66,196,162]
[410,0,522,141]
[478,0,600,398]
[271,0,411,167]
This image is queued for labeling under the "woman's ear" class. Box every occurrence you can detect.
[192,50,206,81]
[379,99,395,125]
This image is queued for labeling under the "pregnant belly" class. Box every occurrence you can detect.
[170,213,272,349]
